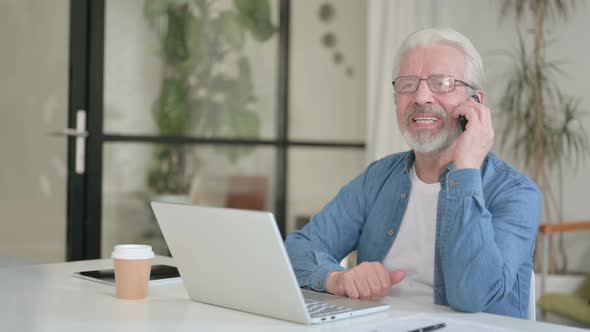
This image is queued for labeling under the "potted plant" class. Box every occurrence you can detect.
[140,0,276,251]
[144,0,275,196]
[497,0,588,274]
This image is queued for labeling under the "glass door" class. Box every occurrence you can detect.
[57,0,367,259]
[99,0,281,257]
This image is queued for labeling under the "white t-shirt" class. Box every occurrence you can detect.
[382,165,440,304]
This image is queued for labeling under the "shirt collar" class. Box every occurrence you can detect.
[402,150,455,177]
[402,151,415,174]
[403,150,493,178]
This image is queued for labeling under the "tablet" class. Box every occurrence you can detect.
[73,264,181,285]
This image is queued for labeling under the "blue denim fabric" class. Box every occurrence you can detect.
[285,151,541,319]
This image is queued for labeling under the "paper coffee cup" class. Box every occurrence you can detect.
[112,244,155,300]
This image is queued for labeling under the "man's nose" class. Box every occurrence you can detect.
[413,80,435,105]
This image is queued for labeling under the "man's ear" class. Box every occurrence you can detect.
[475,91,485,105]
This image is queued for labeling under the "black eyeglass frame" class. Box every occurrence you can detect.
[391,75,476,93]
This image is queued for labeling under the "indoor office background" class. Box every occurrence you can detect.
[1,0,589,327]
[1,0,367,261]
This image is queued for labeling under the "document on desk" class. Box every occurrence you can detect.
[340,314,516,332]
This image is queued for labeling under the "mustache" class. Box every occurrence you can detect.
[406,104,447,123]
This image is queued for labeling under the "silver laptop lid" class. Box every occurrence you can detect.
[151,202,311,324]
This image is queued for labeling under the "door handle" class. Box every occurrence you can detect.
[49,128,88,137]
[49,110,87,174]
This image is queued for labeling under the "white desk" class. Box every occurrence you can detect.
[1,256,585,332]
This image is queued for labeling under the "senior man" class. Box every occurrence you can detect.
[285,28,541,319]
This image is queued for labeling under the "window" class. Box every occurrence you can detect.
[98,0,366,256]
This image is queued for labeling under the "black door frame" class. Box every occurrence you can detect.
[67,0,364,260]
[67,0,104,260]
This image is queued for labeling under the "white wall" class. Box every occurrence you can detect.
[289,0,367,142]
[287,0,368,231]
[0,0,69,263]
[416,0,590,273]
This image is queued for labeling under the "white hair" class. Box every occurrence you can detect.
[392,28,485,91]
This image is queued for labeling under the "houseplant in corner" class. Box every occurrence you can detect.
[141,0,276,250]
[497,0,588,274]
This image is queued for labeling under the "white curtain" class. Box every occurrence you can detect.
[366,0,424,163]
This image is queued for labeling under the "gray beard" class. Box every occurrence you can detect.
[399,105,461,154]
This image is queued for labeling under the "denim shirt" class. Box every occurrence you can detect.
[285,151,541,319]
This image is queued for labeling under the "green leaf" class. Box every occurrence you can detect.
[144,0,176,30]
[154,78,189,135]
[218,58,256,112]
[183,13,203,72]
[148,145,189,194]
[191,98,224,137]
[233,110,260,137]
[209,74,237,92]
[216,10,245,50]
[164,4,193,65]
[236,57,255,102]
[234,0,275,42]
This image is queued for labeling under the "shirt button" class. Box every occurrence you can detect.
[388,229,395,236]
[400,193,407,199]
[450,180,457,187]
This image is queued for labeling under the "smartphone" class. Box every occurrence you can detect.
[73,264,181,286]
[459,95,480,131]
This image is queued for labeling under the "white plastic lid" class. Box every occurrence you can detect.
[111,244,155,260]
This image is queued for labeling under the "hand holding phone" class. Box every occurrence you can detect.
[453,93,494,170]
[459,95,480,131]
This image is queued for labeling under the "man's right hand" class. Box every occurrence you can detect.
[325,262,405,301]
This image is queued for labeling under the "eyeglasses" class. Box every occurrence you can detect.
[392,75,475,93]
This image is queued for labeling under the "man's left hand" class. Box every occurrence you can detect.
[451,97,494,169]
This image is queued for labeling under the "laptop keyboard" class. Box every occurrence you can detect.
[305,299,354,318]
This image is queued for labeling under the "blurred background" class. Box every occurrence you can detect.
[0,0,588,327]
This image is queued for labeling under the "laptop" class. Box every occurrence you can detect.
[151,202,390,324]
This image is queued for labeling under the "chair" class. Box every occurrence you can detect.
[528,272,536,320]
[225,175,268,211]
